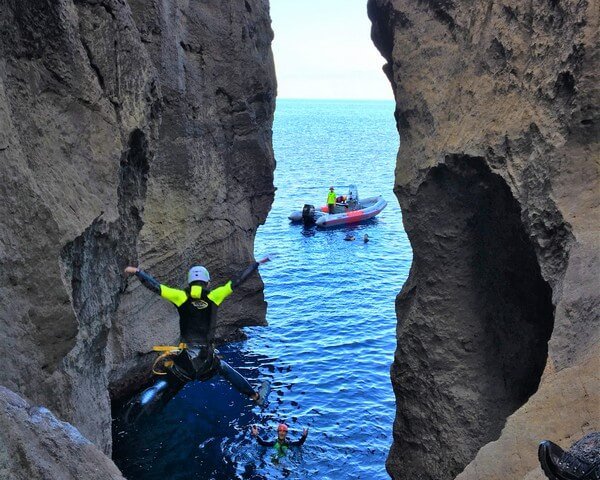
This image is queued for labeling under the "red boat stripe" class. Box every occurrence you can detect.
[346,210,364,217]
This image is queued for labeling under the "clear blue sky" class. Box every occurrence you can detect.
[269,0,394,100]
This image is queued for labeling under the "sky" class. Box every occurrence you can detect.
[269,0,394,100]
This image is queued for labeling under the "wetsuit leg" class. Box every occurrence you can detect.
[217,359,256,397]
[123,374,186,424]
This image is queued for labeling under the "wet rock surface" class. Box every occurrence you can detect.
[0,386,124,480]
[0,0,275,457]
[368,0,599,479]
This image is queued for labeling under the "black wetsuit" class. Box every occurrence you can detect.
[256,431,308,457]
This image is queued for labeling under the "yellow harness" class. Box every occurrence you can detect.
[151,343,187,375]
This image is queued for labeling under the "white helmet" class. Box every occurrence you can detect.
[188,266,210,283]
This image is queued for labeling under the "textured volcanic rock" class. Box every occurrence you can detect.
[368,1,599,479]
[0,386,124,480]
[0,0,275,455]
[107,0,276,402]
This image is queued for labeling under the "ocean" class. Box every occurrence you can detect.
[113,98,411,479]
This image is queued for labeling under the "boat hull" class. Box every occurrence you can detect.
[288,196,387,228]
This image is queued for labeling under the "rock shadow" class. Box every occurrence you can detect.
[389,155,555,479]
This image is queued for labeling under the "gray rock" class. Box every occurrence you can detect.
[0,386,124,480]
[0,0,275,455]
[369,0,599,479]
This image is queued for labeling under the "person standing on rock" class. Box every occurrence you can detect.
[122,256,272,422]
[327,186,336,214]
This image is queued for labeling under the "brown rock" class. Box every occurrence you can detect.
[368,0,599,478]
[457,355,599,479]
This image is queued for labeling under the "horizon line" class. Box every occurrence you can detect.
[276,97,395,102]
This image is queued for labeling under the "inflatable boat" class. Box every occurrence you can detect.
[289,185,387,228]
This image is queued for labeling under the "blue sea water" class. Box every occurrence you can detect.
[113,99,411,479]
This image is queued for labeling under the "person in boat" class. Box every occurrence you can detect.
[251,423,308,457]
[347,190,357,208]
[327,186,336,214]
[122,257,272,421]
[336,194,350,210]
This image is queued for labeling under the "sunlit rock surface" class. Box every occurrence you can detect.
[368,0,599,478]
[0,386,124,480]
[0,0,275,455]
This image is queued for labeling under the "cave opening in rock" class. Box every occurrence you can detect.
[392,154,555,479]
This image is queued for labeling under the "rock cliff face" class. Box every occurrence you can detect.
[0,0,275,455]
[368,1,599,479]
[0,386,125,480]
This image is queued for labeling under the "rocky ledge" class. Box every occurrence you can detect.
[368,0,599,479]
[0,386,124,480]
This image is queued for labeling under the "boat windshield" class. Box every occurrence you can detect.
[348,184,359,205]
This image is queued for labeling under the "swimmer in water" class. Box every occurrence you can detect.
[251,423,308,458]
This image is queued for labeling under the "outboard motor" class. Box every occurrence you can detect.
[302,204,316,226]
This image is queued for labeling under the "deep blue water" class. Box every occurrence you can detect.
[113,99,411,479]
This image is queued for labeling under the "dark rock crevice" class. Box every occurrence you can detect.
[389,155,555,479]
[58,129,151,451]
[80,37,106,91]
[61,129,150,342]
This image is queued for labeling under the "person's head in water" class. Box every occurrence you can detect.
[188,266,210,287]
[277,423,289,441]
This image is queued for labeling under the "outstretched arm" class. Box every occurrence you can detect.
[208,256,272,306]
[231,262,259,289]
[290,428,309,447]
[256,436,275,447]
[251,426,275,447]
[124,266,187,306]
[125,266,160,294]
[232,255,272,288]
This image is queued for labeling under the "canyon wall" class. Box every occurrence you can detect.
[368,1,599,479]
[0,0,275,455]
[0,386,125,480]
